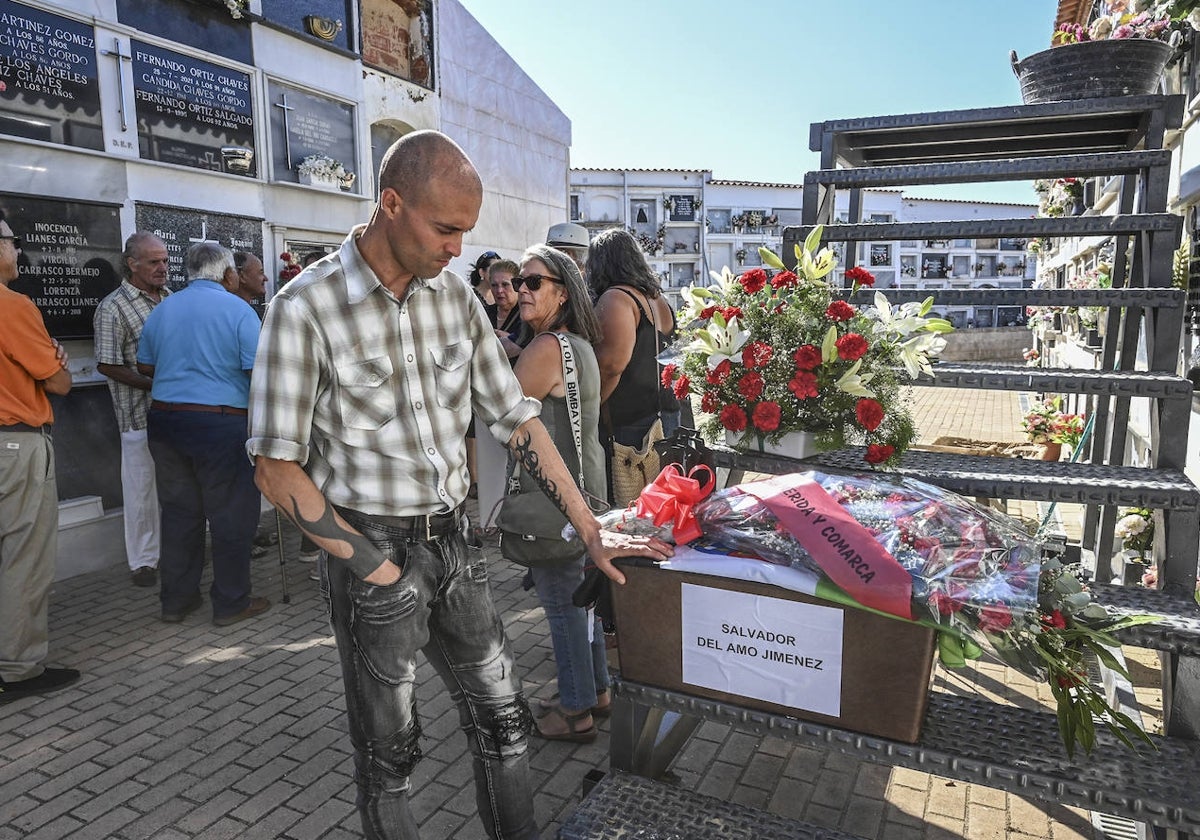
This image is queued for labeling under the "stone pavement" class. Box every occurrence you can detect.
[0,387,1122,840]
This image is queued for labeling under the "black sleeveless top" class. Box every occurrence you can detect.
[605,286,680,427]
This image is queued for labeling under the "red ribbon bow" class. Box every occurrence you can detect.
[635,463,716,544]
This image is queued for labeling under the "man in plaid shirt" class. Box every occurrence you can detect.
[94,232,170,588]
[248,130,671,840]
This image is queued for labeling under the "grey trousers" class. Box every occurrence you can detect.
[0,427,58,682]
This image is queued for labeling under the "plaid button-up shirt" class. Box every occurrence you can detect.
[247,226,540,516]
[93,280,169,431]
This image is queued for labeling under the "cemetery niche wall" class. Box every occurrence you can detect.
[135,203,263,291]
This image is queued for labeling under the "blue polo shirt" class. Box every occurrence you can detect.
[138,279,260,407]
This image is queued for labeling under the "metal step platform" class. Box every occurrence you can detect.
[844,288,1185,308]
[806,150,1172,189]
[611,680,1200,835]
[808,95,1184,167]
[557,770,868,840]
[912,363,1194,400]
[712,446,1200,511]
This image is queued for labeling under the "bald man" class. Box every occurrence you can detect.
[247,130,671,839]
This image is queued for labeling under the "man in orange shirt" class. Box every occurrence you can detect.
[0,211,77,705]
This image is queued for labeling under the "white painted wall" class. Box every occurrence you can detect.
[437,0,572,273]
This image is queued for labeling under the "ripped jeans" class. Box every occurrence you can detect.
[320,511,539,840]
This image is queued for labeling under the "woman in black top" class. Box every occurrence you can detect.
[588,228,681,448]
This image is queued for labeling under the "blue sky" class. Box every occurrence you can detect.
[459,0,1057,205]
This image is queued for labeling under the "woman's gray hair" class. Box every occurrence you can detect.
[518,244,601,345]
[185,241,235,283]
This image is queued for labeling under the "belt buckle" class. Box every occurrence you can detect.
[423,513,432,543]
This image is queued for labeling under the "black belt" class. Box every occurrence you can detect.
[1,422,50,433]
[336,504,465,543]
[151,401,248,416]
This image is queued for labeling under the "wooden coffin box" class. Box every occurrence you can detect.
[612,560,938,743]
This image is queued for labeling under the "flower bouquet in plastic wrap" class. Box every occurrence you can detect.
[691,470,1154,756]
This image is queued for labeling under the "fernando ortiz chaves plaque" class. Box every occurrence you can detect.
[131,39,255,176]
[0,0,103,151]
[2,192,121,339]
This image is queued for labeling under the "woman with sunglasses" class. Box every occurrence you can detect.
[508,245,611,742]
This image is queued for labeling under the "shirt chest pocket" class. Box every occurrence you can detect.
[430,343,470,410]
[336,356,396,430]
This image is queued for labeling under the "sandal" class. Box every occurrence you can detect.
[537,690,611,719]
[533,706,596,743]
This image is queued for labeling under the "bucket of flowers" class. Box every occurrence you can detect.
[1021,398,1068,460]
[663,227,953,466]
[1012,8,1178,104]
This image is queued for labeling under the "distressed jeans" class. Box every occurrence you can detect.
[320,511,539,840]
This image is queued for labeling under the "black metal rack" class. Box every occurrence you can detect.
[595,95,1200,840]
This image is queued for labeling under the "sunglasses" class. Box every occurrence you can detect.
[512,273,564,291]
[0,235,20,250]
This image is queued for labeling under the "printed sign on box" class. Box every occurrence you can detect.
[680,582,844,717]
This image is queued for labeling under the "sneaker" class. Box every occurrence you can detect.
[297,550,320,563]
[131,566,157,588]
[213,596,271,627]
[161,593,203,623]
[309,567,321,582]
[0,667,81,704]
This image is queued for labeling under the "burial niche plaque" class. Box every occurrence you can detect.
[131,39,255,175]
[0,0,103,151]
[268,80,356,191]
[135,203,262,292]
[2,192,122,339]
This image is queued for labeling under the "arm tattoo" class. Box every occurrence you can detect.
[286,496,386,579]
[511,430,570,518]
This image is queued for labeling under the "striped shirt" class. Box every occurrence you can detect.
[247,226,540,516]
[93,280,169,431]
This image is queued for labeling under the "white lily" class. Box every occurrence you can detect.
[897,333,948,379]
[872,293,954,338]
[835,359,875,397]
[683,313,749,370]
[795,225,837,282]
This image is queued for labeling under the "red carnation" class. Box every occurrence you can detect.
[771,270,798,289]
[672,374,691,400]
[825,300,856,322]
[700,391,719,413]
[845,265,875,287]
[788,371,818,399]
[793,344,822,370]
[737,372,764,400]
[739,268,768,294]
[741,341,773,369]
[699,305,717,319]
[752,401,781,432]
[835,333,869,361]
[1042,610,1067,629]
[978,606,1013,633]
[707,359,732,385]
[855,398,884,431]
[280,252,293,262]
[720,306,744,322]
[660,363,677,388]
[719,404,747,432]
[865,443,895,464]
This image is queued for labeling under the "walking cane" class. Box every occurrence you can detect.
[274,509,291,604]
